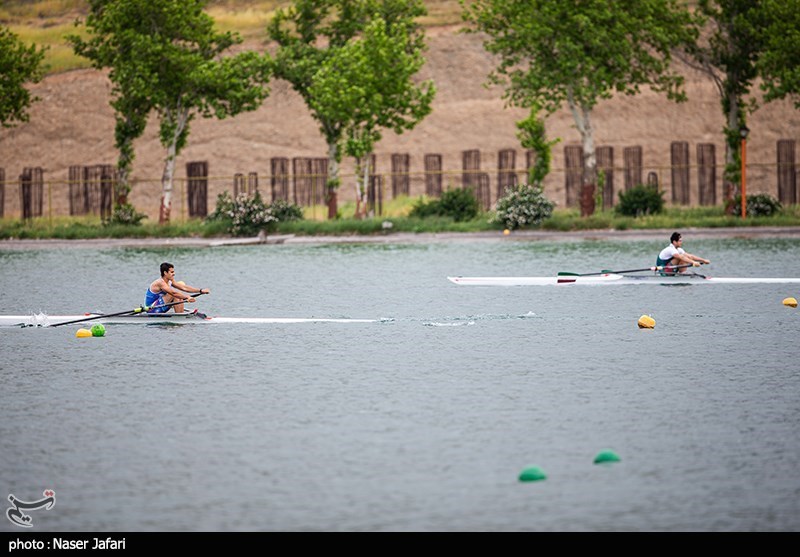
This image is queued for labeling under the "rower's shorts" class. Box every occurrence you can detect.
[147,295,169,313]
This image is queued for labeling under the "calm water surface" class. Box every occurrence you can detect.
[1,237,799,531]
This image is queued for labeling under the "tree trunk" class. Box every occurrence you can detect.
[724,94,739,210]
[116,165,129,206]
[115,134,135,206]
[327,189,337,219]
[159,143,177,225]
[567,94,597,217]
[158,109,189,225]
[580,183,596,217]
[326,142,339,219]
[353,157,369,220]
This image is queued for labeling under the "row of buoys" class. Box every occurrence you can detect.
[519,450,621,482]
[75,324,105,338]
[69,296,796,337]
[639,296,796,329]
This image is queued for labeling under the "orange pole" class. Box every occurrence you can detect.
[741,137,747,219]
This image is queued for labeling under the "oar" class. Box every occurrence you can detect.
[558,263,696,277]
[50,293,206,328]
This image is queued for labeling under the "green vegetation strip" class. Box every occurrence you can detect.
[2,204,799,241]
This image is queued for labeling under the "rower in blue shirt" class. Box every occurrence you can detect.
[145,262,210,313]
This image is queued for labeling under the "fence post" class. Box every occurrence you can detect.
[0,168,5,219]
[777,139,797,205]
[424,154,442,197]
[670,141,690,205]
[186,161,209,218]
[597,146,614,209]
[696,143,716,206]
[623,146,643,191]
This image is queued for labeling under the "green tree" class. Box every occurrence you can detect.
[677,0,766,206]
[515,106,559,188]
[68,1,152,218]
[268,0,430,219]
[0,26,47,129]
[758,0,800,109]
[71,0,271,225]
[310,17,435,218]
[462,0,697,216]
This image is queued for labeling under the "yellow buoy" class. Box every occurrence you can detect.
[75,328,92,338]
[638,315,655,329]
[503,229,510,236]
[783,297,797,308]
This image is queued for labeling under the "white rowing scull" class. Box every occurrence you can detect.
[0,311,379,328]
[447,274,800,286]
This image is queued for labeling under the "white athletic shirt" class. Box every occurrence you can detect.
[658,244,685,261]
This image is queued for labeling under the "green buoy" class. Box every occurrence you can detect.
[593,449,621,464]
[518,466,547,482]
[91,324,106,337]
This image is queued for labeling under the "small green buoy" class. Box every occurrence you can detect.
[90,323,106,337]
[593,449,621,464]
[518,466,547,482]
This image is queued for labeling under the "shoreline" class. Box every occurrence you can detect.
[2,226,800,249]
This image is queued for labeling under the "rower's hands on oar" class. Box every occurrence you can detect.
[188,288,210,302]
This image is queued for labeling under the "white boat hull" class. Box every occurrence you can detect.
[447,274,800,286]
[0,312,378,328]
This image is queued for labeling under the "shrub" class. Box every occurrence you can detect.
[615,184,665,217]
[269,199,304,222]
[408,188,480,222]
[104,203,147,226]
[725,193,782,217]
[206,191,276,236]
[438,187,480,222]
[408,195,441,219]
[492,183,555,230]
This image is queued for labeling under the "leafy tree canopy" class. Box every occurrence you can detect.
[758,0,800,108]
[462,0,698,113]
[0,26,47,128]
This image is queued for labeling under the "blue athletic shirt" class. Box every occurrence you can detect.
[145,283,171,313]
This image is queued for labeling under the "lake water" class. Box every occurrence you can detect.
[1,235,799,531]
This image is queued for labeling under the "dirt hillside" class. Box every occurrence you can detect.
[1,24,798,219]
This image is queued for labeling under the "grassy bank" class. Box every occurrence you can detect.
[3,203,800,241]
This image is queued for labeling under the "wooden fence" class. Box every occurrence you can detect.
[1,140,797,220]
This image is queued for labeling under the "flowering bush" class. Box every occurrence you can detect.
[207,191,277,237]
[492,184,555,230]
